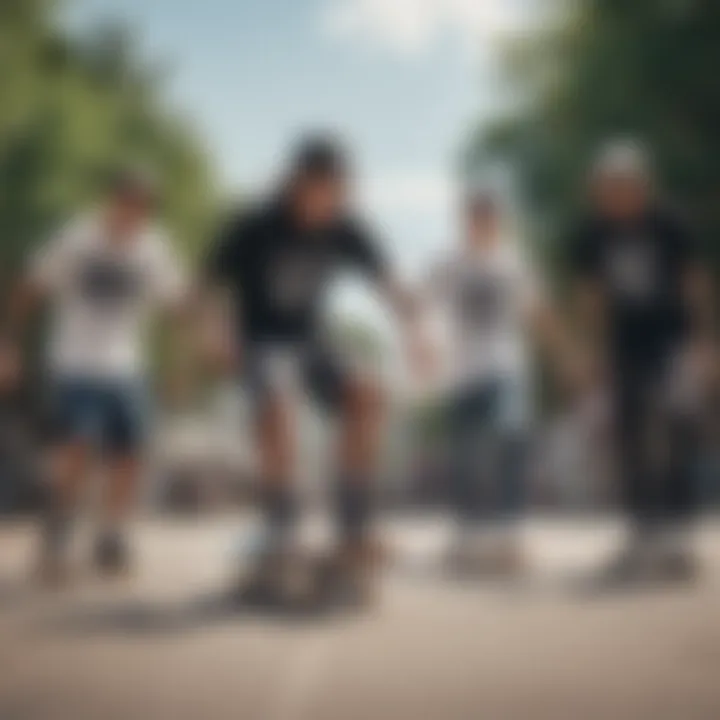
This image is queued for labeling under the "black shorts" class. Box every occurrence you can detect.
[242,342,350,415]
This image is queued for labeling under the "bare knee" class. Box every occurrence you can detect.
[345,375,386,423]
[50,443,89,484]
[107,455,141,488]
[256,393,296,482]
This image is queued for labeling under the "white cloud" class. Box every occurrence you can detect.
[361,169,453,214]
[321,0,532,56]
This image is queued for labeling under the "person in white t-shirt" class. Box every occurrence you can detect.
[422,190,585,574]
[1,168,188,582]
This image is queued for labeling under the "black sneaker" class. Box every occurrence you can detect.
[37,507,73,587]
[315,537,383,610]
[488,539,528,579]
[93,533,131,577]
[656,547,700,585]
[585,542,653,593]
[37,539,71,587]
[233,530,316,610]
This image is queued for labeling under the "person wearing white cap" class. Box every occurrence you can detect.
[569,138,715,586]
[420,189,584,576]
[592,138,653,181]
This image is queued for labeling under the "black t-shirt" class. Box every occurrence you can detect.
[206,201,387,343]
[569,208,698,361]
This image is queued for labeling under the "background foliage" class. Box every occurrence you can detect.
[0,0,218,293]
[467,0,720,279]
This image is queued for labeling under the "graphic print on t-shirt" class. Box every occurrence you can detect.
[605,237,659,303]
[456,272,507,331]
[77,258,144,309]
[268,249,328,313]
[430,245,534,391]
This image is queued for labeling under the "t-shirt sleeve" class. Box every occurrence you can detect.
[204,212,250,285]
[568,222,602,281]
[28,220,80,291]
[423,256,453,304]
[341,219,389,283]
[668,212,701,270]
[512,245,544,310]
[149,232,188,306]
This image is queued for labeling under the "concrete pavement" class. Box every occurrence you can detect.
[2,517,720,720]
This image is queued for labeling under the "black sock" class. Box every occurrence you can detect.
[259,484,297,542]
[98,526,124,547]
[335,478,373,544]
[43,502,73,556]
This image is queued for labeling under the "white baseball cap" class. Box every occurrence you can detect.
[592,138,652,181]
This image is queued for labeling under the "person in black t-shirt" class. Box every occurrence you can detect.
[569,140,716,584]
[203,135,423,604]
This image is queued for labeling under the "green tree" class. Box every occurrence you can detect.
[468,0,720,275]
[0,0,218,291]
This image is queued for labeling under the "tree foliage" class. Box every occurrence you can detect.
[468,0,720,274]
[0,0,218,289]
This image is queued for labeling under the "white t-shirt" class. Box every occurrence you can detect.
[31,213,186,379]
[426,239,539,389]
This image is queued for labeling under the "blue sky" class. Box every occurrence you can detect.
[66,0,531,324]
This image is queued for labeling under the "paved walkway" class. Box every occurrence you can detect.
[2,518,720,720]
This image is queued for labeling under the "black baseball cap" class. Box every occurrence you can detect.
[290,134,351,181]
[107,164,160,206]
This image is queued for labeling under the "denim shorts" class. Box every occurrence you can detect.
[448,375,532,435]
[50,377,150,455]
[446,376,532,520]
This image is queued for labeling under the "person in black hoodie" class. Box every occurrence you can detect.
[569,139,716,585]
